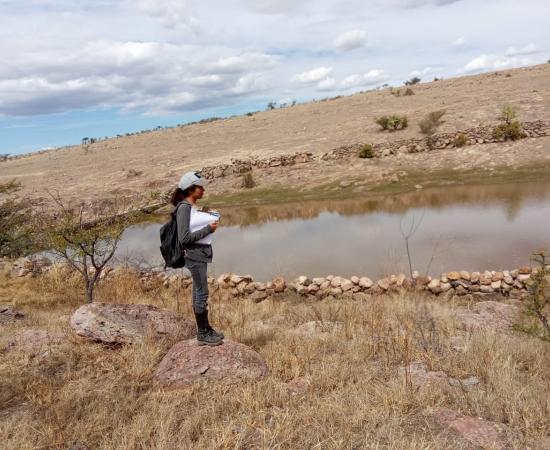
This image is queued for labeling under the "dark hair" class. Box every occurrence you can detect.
[170,186,199,206]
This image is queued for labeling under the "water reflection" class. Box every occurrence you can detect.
[117,180,550,281]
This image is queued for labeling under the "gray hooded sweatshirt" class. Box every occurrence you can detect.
[175,200,213,262]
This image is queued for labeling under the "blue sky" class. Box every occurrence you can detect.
[0,0,548,155]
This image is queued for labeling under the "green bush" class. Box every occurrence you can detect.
[376,115,408,131]
[492,105,525,141]
[453,133,468,147]
[493,121,525,141]
[358,144,374,159]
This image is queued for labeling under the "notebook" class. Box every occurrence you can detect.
[189,208,220,245]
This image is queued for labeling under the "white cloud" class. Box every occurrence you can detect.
[333,30,367,51]
[462,54,537,74]
[453,36,466,47]
[291,67,333,84]
[409,67,436,77]
[0,40,277,116]
[317,77,337,91]
[243,0,310,14]
[505,42,538,56]
[340,69,388,89]
[134,0,200,29]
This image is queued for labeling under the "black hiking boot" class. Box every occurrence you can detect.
[197,329,223,346]
[195,311,223,346]
[205,310,224,340]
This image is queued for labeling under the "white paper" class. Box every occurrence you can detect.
[189,208,220,245]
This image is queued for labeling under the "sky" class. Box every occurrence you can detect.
[0,0,548,155]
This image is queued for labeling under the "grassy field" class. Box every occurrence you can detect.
[1,269,549,449]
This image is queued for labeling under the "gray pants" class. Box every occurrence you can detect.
[186,259,209,314]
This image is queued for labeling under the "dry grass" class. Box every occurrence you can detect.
[1,270,550,449]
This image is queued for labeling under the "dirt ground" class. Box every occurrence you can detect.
[1,63,550,209]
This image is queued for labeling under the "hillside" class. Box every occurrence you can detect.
[1,63,550,208]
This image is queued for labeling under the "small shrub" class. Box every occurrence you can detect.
[404,88,415,96]
[453,133,468,147]
[492,105,525,141]
[241,171,256,189]
[0,154,10,162]
[390,88,401,97]
[376,115,408,131]
[266,102,276,110]
[493,121,525,141]
[358,144,374,159]
[404,76,421,86]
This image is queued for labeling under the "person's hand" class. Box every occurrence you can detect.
[210,221,219,232]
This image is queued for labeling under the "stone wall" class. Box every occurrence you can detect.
[3,257,548,302]
[199,120,550,180]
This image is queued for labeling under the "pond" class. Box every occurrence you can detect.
[116,180,550,281]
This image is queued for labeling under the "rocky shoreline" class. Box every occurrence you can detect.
[4,257,547,302]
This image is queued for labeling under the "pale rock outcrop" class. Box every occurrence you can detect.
[70,303,196,344]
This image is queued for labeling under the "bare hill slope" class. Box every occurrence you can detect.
[1,64,550,207]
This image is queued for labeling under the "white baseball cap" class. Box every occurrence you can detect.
[178,172,208,191]
[178,171,209,190]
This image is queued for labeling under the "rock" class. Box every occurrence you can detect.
[330,287,343,296]
[154,339,268,388]
[359,277,373,289]
[330,277,343,288]
[440,282,452,292]
[0,304,25,324]
[296,276,311,286]
[312,277,326,286]
[415,276,431,286]
[307,284,319,294]
[470,272,480,283]
[479,285,494,293]
[350,276,360,285]
[341,279,354,291]
[447,271,460,281]
[517,274,531,282]
[518,266,531,274]
[216,273,231,287]
[70,303,196,345]
[428,279,441,293]
[479,274,491,285]
[250,291,268,303]
[272,277,286,293]
[434,408,506,450]
[296,285,309,295]
[459,271,471,281]
[492,272,504,281]
[491,280,502,290]
[398,361,447,386]
[395,273,406,287]
[377,278,390,291]
[5,329,64,355]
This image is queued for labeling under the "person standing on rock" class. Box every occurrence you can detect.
[171,171,224,346]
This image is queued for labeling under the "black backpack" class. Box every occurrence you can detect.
[159,205,186,269]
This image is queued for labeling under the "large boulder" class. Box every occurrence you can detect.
[154,339,269,388]
[70,303,196,345]
[0,304,25,325]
